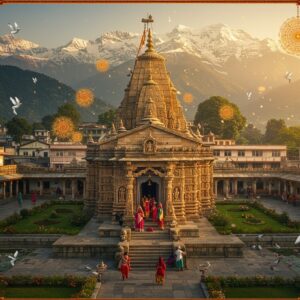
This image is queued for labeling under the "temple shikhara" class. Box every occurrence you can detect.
[85,15,215,225]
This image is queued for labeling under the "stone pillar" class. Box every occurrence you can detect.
[71,179,75,200]
[214,180,218,197]
[233,179,238,196]
[252,180,257,195]
[39,180,43,196]
[10,181,13,198]
[284,181,287,193]
[290,182,294,195]
[3,182,6,199]
[23,180,26,196]
[62,180,66,197]
[268,181,272,195]
[164,163,176,225]
[223,179,229,197]
[123,162,134,226]
[16,181,19,196]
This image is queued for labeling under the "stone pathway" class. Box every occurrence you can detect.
[259,198,300,221]
[0,198,49,221]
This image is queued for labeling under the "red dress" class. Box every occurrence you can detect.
[120,255,131,279]
[152,205,158,222]
[144,200,150,218]
[156,257,166,284]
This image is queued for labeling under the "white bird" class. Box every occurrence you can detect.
[258,234,264,239]
[7,250,18,266]
[8,22,21,35]
[274,243,281,249]
[285,71,292,83]
[9,96,22,115]
[84,265,92,271]
[251,244,257,250]
[32,77,37,84]
[246,92,252,100]
[294,235,300,245]
[199,261,211,270]
[257,245,263,251]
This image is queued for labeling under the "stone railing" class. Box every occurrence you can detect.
[0,165,17,175]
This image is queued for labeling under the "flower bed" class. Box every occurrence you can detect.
[205,276,300,298]
[0,201,92,235]
[0,275,97,298]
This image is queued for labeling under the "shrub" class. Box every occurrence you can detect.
[71,211,92,227]
[50,211,59,219]
[20,209,30,218]
[209,212,229,227]
[77,276,97,298]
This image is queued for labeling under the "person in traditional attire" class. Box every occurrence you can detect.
[152,201,158,222]
[156,256,166,285]
[174,246,185,271]
[157,202,164,230]
[149,197,154,218]
[119,252,131,280]
[31,191,37,205]
[144,197,150,218]
[135,206,144,232]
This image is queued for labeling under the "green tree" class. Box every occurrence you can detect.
[6,117,32,143]
[56,103,80,126]
[32,122,45,132]
[194,96,246,139]
[237,124,263,145]
[97,109,117,126]
[41,115,55,131]
[264,119,286,144]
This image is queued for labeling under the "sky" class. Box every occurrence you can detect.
[0,3,297,48]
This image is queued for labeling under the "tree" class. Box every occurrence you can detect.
[264,119,286,144]
[6,117,32,143]
[237,124,263,145]
[97,109,117,126]
[194,96,246,139]
[32,122,45,132]
[42,115,55,131]
[56,103,80,126]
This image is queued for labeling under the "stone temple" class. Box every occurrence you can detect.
[85,17,215,225]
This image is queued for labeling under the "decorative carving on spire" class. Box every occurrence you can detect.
[140,97,163,126]
[118,119,127,133]
[146,28,154,53]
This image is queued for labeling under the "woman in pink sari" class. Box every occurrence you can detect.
[135,206,144,232]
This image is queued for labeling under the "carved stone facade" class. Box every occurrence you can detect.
[85,22,214,225]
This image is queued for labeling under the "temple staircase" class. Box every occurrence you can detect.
[129,220,174,269]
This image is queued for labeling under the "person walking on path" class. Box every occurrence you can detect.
[118,252,131,280]
[175,246,185,271]
[17,191,23,208]
[155,256,166,285]
[31,191,37,205]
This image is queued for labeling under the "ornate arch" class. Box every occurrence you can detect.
[134,167,165,178]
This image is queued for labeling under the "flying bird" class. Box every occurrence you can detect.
[10,97,22,115]
[8,22,21,35]
[198,261,211,270]
[294,235,300,245]
[84,265,92,271]
[285,71,292,83]
[7,250,19,266]
[32,77,37,84]
[246,92,252,100]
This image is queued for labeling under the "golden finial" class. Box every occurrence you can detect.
[118,119,127,133]
[111,123,117,135]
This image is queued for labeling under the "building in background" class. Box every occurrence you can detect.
[34,129,51,144]
[78,123,107,143]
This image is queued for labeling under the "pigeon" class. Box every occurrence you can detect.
[7,250,18,266]
[199,261,211,270]
[285,71,292,83]
[257,245,263,250]
[294,235,300,245]
[10,97,22,115]
[32,77,37,84]
[251,244,257,250]
[246,92,252,100]
[8,22,21,35]
[274,243,281,249]
[258,234,264,239]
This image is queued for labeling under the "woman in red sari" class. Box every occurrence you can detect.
[135,206,144,232]
[152,201,158,222]
[144,198,150,218]
[157,202,164,230]
[156,256,166,285]
[119,252,131,280]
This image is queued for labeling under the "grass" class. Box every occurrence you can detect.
[0,203,86,235]
[215,203,299,234]
[224,286,300,298]
[0,286,81,298]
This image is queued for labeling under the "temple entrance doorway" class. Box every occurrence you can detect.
[136,176,162,211]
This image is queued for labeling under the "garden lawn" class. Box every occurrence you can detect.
[0,204,85,235]
[216,204,299,233]
[0,286,81,298]
[225,286,300,298]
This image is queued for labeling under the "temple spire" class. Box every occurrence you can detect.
[118,119,127,133]
[140,97,163,126]
[111,123,117,136]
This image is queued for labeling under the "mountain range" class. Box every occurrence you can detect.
[0,65,111,122]
[1,24,300,128]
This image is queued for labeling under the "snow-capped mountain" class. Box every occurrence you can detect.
[1,24,300,127]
